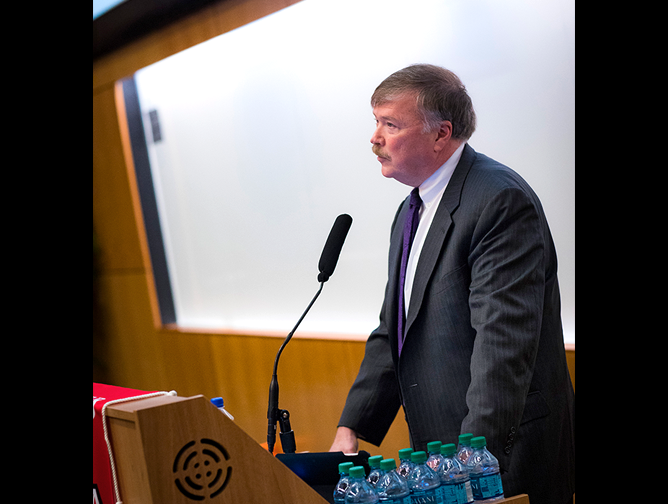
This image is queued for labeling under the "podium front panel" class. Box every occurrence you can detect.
[107,394,328,503]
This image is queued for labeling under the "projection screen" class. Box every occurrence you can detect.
[132,0,575,342]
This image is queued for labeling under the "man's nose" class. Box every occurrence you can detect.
[370,127,383,145]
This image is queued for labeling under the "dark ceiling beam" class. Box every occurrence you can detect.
[93,0,223,60]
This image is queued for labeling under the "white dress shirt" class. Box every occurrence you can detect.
[404,142,466,317]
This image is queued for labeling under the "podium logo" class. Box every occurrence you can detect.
[173,439,232,501]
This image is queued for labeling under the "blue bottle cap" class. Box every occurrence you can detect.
[211,397,225,408]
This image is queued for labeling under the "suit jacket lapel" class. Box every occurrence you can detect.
[387,196,410,364]
[404,144,477,338]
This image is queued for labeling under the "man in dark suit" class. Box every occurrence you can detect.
[330,65,575,504]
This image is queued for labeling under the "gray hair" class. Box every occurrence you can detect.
[371,64,477,140]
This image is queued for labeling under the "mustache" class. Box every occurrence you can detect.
[372,145,390,159]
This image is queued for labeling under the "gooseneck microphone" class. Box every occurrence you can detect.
[318,214,354,283]
[267,214,353,455]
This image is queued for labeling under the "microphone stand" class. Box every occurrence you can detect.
[267,282,325,455]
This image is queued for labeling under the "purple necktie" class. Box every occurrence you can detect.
[398,188,422,356]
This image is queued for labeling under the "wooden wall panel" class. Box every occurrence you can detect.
[565,344,575,391]
[93,86,145,272]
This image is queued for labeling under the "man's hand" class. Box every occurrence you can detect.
[329,426,359,454]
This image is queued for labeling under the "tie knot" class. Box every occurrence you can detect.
[410,187,422,208]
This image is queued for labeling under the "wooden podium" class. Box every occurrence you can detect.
[106,393,530,504]
[106,394,328,503]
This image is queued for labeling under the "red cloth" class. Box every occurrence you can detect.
[93,383,153,504]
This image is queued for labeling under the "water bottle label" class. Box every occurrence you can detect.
[470,473,503,500]
[411,489,443,504]
[441,481,473,504]
[381,496,411,504]
[464,480,474,504]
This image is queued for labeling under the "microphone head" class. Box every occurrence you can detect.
[318,214,353,283]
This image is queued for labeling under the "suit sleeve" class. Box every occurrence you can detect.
[461,186,545,471]
[337,201,406,446]
[337,310,402,446]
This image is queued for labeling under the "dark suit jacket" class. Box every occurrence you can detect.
[339,145,575,504]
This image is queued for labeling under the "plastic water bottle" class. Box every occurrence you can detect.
[438,444,474,504]
[210,397,234,420]
[457,434,474,465]
[346,466,379,503]
[367,455,385,488]
[466,437,504,502]
[426,441,445,472]
[397,449,415,479]
[334,462,356,503]
[407,451,443,503]
[376,459,411,504]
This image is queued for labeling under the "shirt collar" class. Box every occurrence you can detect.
[418,142,466,209]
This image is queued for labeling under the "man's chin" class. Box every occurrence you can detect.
[380,162,394,179]
[381,165,412,186]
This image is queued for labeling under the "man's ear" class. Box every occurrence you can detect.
[433,121,453,152]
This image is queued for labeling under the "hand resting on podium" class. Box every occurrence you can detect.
[329,426,359,455]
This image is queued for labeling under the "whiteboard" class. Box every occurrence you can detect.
[134,0,575,342]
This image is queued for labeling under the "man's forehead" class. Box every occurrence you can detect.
[373,95,420,121]
[373,109,400,121]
